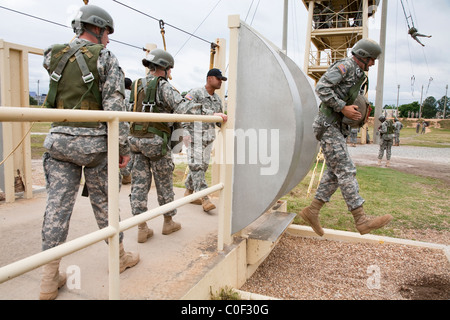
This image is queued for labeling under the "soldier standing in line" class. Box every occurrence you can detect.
[349,127,358,147]
[393,117,403,146]
[299,39,393,237]
[128,49,182,242]
[377,115,395,167]
[40,5,139,300]
[121,77,133,184]
[177,68,228,212]
[421,121,427,134]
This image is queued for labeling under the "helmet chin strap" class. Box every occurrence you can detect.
[85,28,105,44]
[354,55,371,71]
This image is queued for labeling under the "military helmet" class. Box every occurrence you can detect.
[352,39,382,60]
[378,115,386,122]
[72,5,114,34]
[145,49,174,69]
[343,95,371,128]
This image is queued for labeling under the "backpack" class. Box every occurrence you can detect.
[129,76,171,155]
[386,119,394,135]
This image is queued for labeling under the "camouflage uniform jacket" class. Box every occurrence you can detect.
[314,56,366,137]
[147,74,183,117]
[379,120,394,141]
[177,86,223,142]
[43,38,130,157]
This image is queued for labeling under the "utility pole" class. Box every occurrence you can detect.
[396,84,400,117]
[373,0,388,144]
[282,0,288,53]
[419,85,423,119]
[444,85,448,119]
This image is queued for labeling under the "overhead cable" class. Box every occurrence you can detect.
[112,0,217,48]
[0,5,143,50]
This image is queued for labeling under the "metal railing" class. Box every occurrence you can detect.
[0,106,225,299]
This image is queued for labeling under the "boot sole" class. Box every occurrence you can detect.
[137,232,154,243]
[358,215,393,235]
[120,257,140,273]
[162,225,181,235]
[203,205,216,212]
[39,274,66,300]
[299,209,324,237]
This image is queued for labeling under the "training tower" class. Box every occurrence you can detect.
[302,0,379,83]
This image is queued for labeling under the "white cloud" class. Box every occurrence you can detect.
[0,0,448,106]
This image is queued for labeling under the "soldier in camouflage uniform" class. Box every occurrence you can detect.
[176,69,228,212]
[299,39,393,236]
[377,115,394,167]
[393,117,403,146]
[121,77,133,184]
[128,49,182,241]
[39,5,139,300]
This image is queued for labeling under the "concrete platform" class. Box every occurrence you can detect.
[0,185,223,300]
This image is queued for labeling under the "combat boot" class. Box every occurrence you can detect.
[162,215,181,235]
[122,174,131,185]
[39,259,66,300]
[119,243,139,273]
[386,160,390,167]
[184,189,202,205]
[298,198,325,236]
[202,196,216,212]
[377,159,382,166]
[351,206,393,235]
[137,222,154,243]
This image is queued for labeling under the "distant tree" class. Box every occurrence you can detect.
[29,95,38,105]
[437,95,450,118]
[422,96,437,118]
[398,101,420,118]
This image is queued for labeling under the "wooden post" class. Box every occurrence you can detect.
[211,38,226,195]
[217,16,239,251]
[0,40,42,202]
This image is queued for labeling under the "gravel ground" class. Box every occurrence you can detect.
[27,145,450,300]
[242,144,450,300]
[241,235,450,300]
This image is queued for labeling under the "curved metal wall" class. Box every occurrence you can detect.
[231,22,319,234]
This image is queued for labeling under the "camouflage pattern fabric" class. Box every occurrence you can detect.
[177,86,223,192]
[129,74,182,217]
[41,38,129,251]
[378,120,394,160]
[394,120,403,145]
[313,57,366,211]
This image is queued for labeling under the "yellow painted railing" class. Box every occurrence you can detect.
[0,107,224,299]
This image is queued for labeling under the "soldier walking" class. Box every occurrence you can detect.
[299,39,393,236]
[177,69,228,212]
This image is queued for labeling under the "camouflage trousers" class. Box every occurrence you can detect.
[42,134,124,251]
[314,125,365,211]
[185,140,214,192]
[129,136,176,217]
[394,133,400,145]
[378,139,393,160]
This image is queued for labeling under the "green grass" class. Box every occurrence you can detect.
[281,163,449,238]
[170,160,449,238]
[399,128,450,148]
[365,125,450,148]
[30,121,450,240]
[173,163,211,189]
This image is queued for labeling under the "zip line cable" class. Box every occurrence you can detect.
[245,0,256,22]
[174,0,222,57]
[250,0,261,26]
[112,0,217,48]
[0,5,143,50]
